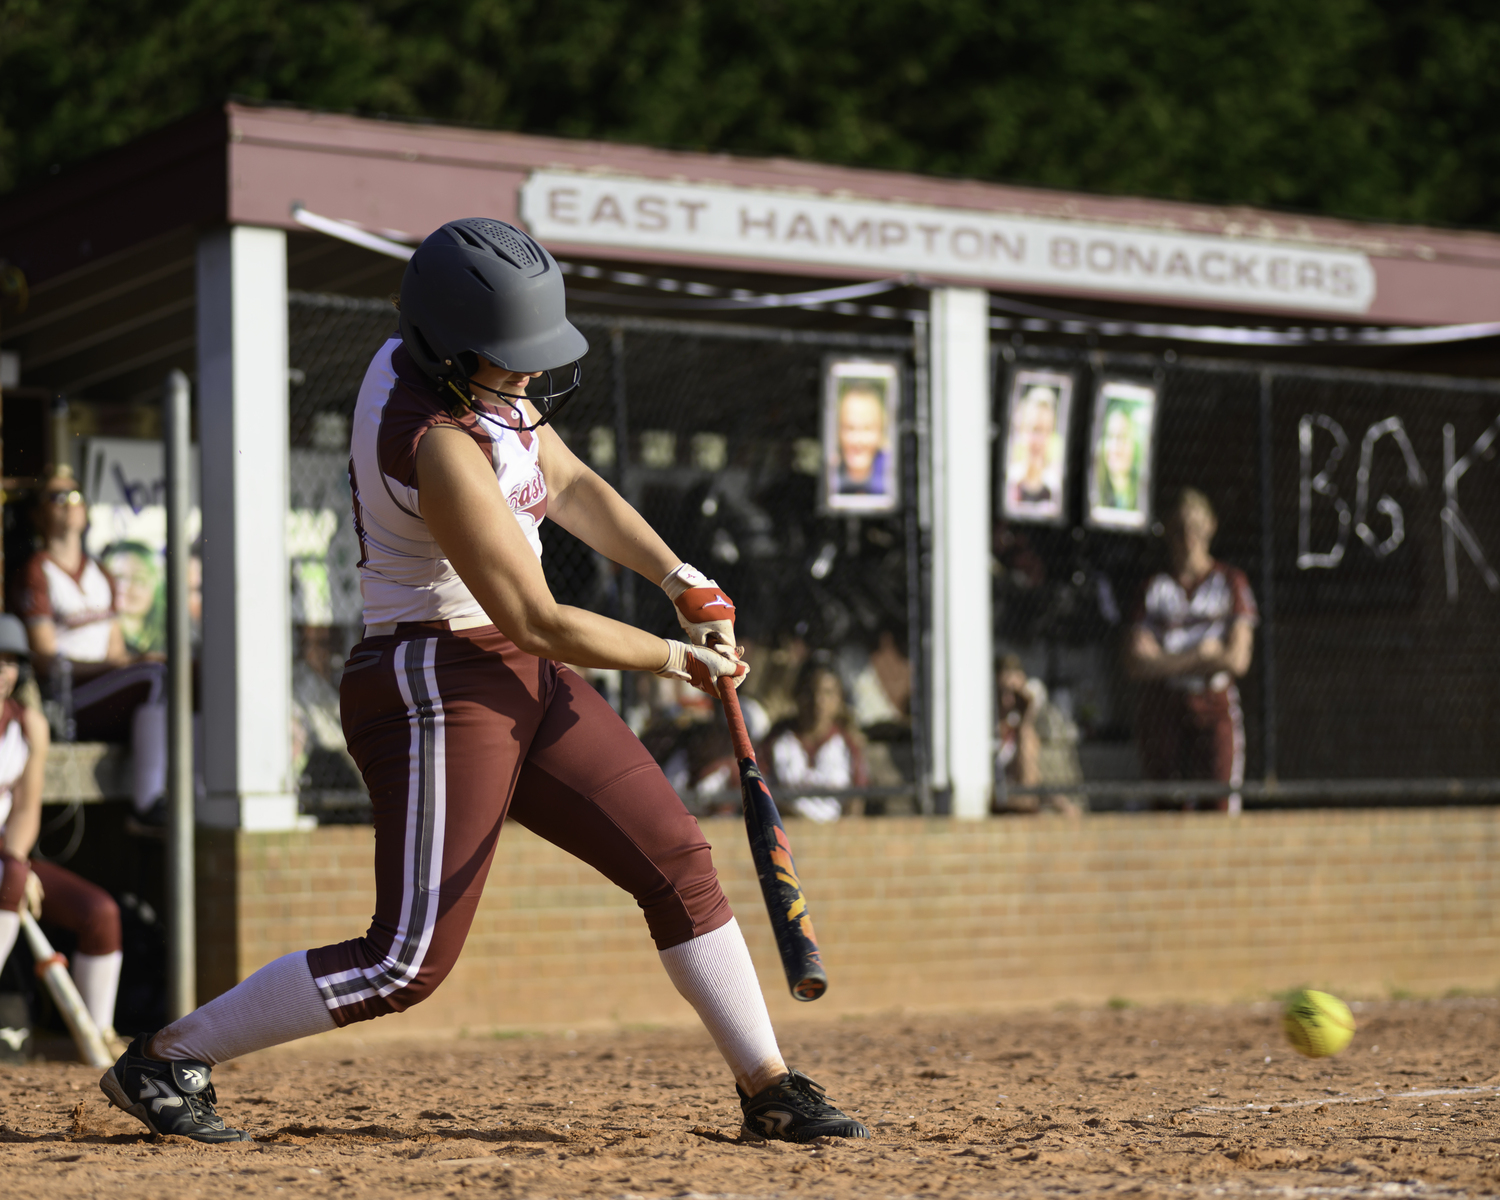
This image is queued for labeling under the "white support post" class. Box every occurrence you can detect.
[197,226,298,831]
[929,288,994,819]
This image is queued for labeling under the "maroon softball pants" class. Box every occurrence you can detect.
[1136,682,1245,811]
[0,854,121,956]
[306,624,732,1027]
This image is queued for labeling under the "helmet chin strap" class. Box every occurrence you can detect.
[457,361,583,433]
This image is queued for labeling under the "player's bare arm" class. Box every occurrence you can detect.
[533,416,681,587]
[1125,616,1253,681]
[1124,625,1219,680]
[2,706,50,862]
[417,425,680,673]
[25,615,129,681]
[499,378,741,660]
[1200,618,1253,677]
[23,616,59,677]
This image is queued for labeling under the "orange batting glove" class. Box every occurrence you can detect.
[661,563,737,655]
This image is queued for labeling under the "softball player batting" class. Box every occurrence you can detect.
[100,218,868,1144]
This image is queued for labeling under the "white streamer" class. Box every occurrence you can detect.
[293,204,1500,347]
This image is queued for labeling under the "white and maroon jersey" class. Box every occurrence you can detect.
[1134,560,1258,660]
[349,339,549,626]
[17,551,116,663]
[764,725,867,791]
[0,699,31,835]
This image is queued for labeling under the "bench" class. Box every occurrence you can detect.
[41,743,132,805]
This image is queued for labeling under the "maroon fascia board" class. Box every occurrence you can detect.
[0,108,228,287]
[5,100,1500,325]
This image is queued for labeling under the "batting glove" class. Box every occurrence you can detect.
[656,639,748,697]
[661,563,737,653]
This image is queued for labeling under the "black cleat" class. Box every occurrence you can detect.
[738,1069,870,1142]
[100,1034,250,1143]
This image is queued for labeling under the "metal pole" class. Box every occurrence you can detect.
[164,369,195,1019]
[989,346,1009,817]
[1258,371,1278,783]
[910,314,934,815]
[50,393,70,475]
[901,351,930,817]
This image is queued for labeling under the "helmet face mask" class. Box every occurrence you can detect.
[399,218,588,430]
[467,362,583,433]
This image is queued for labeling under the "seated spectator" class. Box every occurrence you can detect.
[761,658,867,823]
[16,469,166,823]
[1123,488,1257,812]
[100,541,165,657]
[842,626,911,733]
[995,655,1041,800]
[837,626,915,810]
[742,631,809,729]
[291,624,361,794]
[993,655,1083,816]
[0,613,125,1054]
[639,674,768,817]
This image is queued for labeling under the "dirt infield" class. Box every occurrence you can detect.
[3,998,1500,1198]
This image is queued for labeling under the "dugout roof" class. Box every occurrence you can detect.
[4,101,1500,402]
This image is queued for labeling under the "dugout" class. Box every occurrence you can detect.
[2,99,1500,843]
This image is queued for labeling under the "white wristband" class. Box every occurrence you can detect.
[661,562,712,601]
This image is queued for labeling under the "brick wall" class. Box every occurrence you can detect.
[195,809,1500,1033]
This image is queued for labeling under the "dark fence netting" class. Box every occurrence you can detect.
[286,294,400,814]
[288,292,1500,821]
[286,293,921,821]
[993,343,1500,812]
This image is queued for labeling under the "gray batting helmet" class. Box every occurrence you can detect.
[0,614,30,659]
[398,218,588,430]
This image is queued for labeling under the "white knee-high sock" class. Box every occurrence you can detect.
[151,951,336,1065]
[658,918,785,1092]
[0,911,18,973]
[71,950,123,1033]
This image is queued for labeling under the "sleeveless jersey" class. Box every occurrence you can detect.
[1133,560,1257,691]
[0,699,31,835]
[349,339,549,626]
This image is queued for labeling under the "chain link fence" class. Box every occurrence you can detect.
[285,293,1500,820]
[286,294,921,821]
[994,343,1500,810]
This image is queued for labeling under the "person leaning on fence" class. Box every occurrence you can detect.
[1122,488,1257,812]
[15,469,168,824]
[0,614,125,1055]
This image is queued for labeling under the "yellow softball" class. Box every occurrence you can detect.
[1282,989,1356,1058]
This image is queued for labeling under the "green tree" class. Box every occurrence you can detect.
[3,0,1499,228]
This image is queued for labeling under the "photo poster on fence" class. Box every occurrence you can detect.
[822,356,902,515]
[1086,380,1158,533]
[1001,369,1075,526]
[80,438,202,656]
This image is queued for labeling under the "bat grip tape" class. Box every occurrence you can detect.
[717,679,755,762]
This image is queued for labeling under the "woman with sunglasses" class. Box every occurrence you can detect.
[101,218,868,1146]
[17,469,167,824]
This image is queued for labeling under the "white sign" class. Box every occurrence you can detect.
[520,171,1377,315]
[81,437,202,558]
